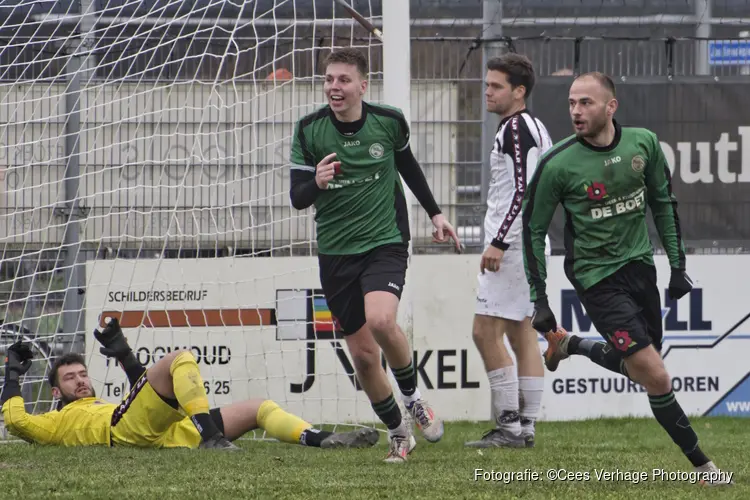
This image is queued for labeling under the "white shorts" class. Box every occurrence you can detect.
[475,250,535,321]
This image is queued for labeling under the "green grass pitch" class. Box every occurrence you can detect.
[0,417,745,499]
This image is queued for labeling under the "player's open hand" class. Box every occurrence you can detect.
[431,214,462,253]
[315,152,341,190]
[94,317,132,360]
[480,245,504,274]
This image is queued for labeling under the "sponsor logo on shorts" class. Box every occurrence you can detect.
[388,282,400,291]
[611,330,636,351]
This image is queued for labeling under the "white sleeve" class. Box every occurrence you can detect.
[491,115,539,250]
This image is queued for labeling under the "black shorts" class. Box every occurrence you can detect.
[579,260,663,357]
[318,243,409,336]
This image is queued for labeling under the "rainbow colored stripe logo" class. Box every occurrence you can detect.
[312,296,335,333]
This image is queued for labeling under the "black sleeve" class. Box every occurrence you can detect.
[0,379,21,406]
[395,145,441,218]
[290,168,323,210]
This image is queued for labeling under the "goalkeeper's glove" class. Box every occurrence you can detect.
[4,341,33,382]
[93,318,132,360]
[668,268,693,300]
[1,342,33,405]
[531,297,558,335]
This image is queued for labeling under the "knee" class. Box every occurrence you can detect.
[366,312,396,338]
[647,367,672,394]
[348,342,381,374]
[257,400,281,427]
[168,350,197,375]
[626,349,671,393]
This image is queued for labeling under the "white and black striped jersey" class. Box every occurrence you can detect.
[485,109,553,254]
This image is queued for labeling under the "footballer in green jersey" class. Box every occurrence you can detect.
[523,72,731,484]
[288,48,460,463]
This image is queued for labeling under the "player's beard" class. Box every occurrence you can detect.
[489,99,511,117]
[574,111,608,139]
[59,384,96,406]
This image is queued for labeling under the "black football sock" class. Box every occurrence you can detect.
[209,408,225,434]
[649,391,710,467]
[568,336,629,378]
[391,361,418,397]
[299,428,335,447]
[372,394,403,431]
[191,413,223,441]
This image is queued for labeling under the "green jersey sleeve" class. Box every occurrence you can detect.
[379,105,410,152]
[394,113,410,152]
[290,119,315,168]
[522,155,564,302]
[644,131,686,270]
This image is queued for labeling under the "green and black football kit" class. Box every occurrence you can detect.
[290,102,441,335]
[522,121,689,356]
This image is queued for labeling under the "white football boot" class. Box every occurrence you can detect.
[406,398,444,443]
[695,461,734,486]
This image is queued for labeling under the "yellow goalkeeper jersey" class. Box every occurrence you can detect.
[2,396,115,446]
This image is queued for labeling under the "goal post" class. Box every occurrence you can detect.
[382,0,415,347]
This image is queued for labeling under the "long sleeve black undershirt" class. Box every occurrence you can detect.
[395,145,441,218]
[0,379,21,406]
[289,169,321,210]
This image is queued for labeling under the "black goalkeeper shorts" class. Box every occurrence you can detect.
[579,260,663,357]
[318,243,408,336]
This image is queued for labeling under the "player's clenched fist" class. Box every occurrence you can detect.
[315,152,342,189]
[4,341,34,381]
[480,245,504,274]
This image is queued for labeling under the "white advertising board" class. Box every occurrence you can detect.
[85,255,750,424]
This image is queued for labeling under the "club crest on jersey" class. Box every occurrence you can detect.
[631,155,645,172]
[584,182,608,201]
[369,143,384,158]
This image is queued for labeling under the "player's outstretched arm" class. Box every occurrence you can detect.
[0,341,32,406]
[643,131,692,299]
[394,144,441,218]
[94,317,146,387]
[394,144,462,251]
[1,342,59,444]
[522,156,562,333]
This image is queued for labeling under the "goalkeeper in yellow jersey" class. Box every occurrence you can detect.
[0,319,378,450]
